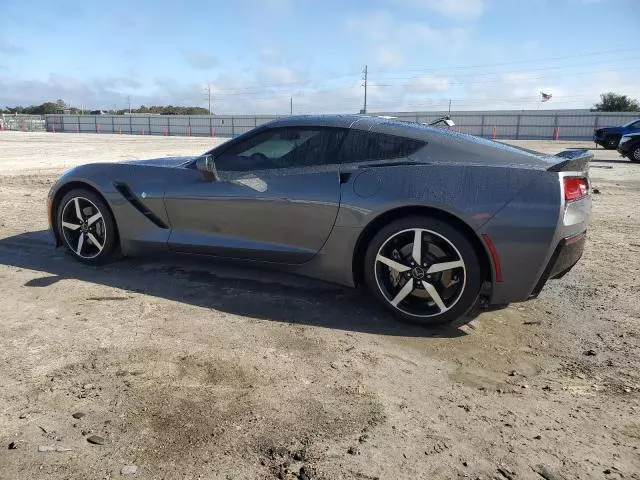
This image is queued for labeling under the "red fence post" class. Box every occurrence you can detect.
[141,128,145,135]
[492,126,497,140]
[52,123,55,134]
[553,126,560,141]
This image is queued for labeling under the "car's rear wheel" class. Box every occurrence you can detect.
[604,135,619,149]
[364,217,482,327]
[630,145,640,163]
[56,188,117,265]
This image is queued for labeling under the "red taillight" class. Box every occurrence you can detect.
[563,177,588,202]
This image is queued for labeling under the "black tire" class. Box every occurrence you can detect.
[604,135,620,149]
[56,188,117,265]
[629,145,640,163]
[363,216,482,327]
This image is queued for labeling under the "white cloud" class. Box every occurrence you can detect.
[182,50,218,70]
[406,75,450,93]
[394,0,485,20]
[502,72,539,84]
[403,23,468,51]
[375,46,405,69]
[460,68,640,111]
[346,10,394,40]
[259,47,281,65]
[346,10,468,54]
[2,63,639,114]
[260,65,300,85]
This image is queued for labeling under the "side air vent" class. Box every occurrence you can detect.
[113,182,168,229]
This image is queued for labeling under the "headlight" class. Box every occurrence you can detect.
[619,136,631,146]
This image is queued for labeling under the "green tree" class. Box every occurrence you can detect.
[594,92,640,112]
[32,102,62,114]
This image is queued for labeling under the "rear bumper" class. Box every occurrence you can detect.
[529,231,586,298]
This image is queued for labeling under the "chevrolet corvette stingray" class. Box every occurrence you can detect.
[48,115,592,326]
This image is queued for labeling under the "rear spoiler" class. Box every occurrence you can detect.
[548,149,592,172]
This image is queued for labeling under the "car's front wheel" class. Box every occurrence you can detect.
[56,188,117,265]
[364,217,482,327]
[629,145,640,163]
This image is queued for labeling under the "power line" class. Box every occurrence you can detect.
[368,47,640,74]
[197,49,639,97]
[372,56,640,81]
[368,66,640,89]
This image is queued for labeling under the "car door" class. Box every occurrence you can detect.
[164,126,346,263]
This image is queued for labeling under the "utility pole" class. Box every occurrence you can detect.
[361,65,368,114]
[290,96,293,115]
[127,96,131,114]
[205,84,212,115]
[448,98,451,115]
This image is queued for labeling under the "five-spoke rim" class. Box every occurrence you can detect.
[60,196,106,259]
[374,228,466,318]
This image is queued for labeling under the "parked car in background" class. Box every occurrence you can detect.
[593,118,640,149]
[617,133,640,163]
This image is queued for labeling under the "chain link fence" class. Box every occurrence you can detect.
[0,114,46,132]
[383,110,639,140]
[43,114,280,137]
[2,111,637,140]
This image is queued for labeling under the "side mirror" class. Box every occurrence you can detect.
[196,154,218,181]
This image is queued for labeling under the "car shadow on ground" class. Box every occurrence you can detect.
[0,230,466,338]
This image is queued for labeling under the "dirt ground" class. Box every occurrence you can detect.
[0,132,638,480]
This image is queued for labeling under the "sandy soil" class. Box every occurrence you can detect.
[0,132,638,480]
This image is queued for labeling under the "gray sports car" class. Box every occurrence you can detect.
[47,115,592,326]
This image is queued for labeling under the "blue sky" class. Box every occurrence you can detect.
[1,0,639,113]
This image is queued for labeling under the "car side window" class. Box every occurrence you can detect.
[215,127,345,172]
[632,120,640,129]
[340,130,426,163]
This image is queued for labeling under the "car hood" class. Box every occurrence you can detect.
[119,156,196,168]
[597,126,624,132]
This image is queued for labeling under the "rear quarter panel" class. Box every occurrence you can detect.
[300,160,550,288]
[476,172,563,303]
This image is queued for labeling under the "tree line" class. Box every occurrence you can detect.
[1,92,638,115]
[0,99,209,115]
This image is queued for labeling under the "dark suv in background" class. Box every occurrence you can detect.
[594,118,640,149]
[617,133,640,163]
